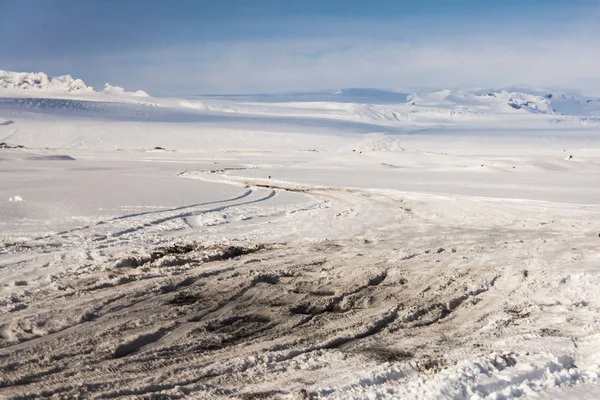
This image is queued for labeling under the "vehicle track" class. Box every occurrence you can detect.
[2,174,600,399]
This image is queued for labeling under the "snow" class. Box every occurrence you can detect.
[1,71,600,399]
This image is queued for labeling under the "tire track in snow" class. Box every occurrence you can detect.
[111,190,276,237]
[5,188,254,249]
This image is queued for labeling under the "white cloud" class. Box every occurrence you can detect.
[99,32,600,95]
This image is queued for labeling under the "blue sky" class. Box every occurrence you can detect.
[1,0,600,95]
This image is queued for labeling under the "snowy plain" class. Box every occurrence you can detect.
[1,71,600,399]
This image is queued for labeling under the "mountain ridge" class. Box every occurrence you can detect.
[2,70,600,123]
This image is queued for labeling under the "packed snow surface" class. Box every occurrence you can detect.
[1,73,600,399]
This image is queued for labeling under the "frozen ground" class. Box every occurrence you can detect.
[1,79,600,399]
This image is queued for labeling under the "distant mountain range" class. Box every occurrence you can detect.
[1,70,600,124]
[189,86,600,118]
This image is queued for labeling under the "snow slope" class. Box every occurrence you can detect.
[1,71,600,399]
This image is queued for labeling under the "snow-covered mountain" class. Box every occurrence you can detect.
[408,87,600,117]
[0,70,149,97]
[190,86,600,121]
[3,69,600,126]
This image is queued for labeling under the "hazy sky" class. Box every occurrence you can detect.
[1,0,600,95]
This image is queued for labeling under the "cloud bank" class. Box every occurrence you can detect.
[84,33,600,95]
[3,3,600,95]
